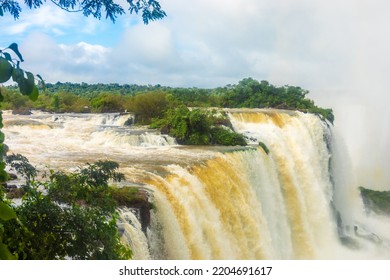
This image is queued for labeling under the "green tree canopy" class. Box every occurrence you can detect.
[3,156,131,259]
[0,0,166,23]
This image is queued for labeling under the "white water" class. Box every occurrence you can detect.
[118,209,151,260]
[2,110,390,259]
[2,111,179,167]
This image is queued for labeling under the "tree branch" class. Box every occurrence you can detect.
[50,0,83,13]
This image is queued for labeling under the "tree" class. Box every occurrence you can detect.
[0,0,166,23]
[90,93,127,113]
[127,91,170,124]
[151,106,247,146]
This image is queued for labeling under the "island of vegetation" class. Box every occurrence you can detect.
[359,186,390,216]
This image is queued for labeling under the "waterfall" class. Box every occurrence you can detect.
[4,110,389,259]
[118,209,151,260]
[128,109,343,259]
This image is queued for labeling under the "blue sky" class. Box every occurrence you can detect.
[2,0,390,187]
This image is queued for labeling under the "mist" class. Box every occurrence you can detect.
[264,0,390,190]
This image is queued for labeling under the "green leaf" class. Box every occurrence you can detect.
[0,243,16,260]
[3,52,12,62]
[0,7,3,17]
[0,161,9,182]
[0,169,9,182]
[18,72,35,96]
[12,67,24,83]
[7,43,24,62]
[0,202,17,221]
[29,85,39,101]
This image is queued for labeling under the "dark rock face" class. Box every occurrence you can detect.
[3,184,26,199]
[12,109,32,115]
[112,187,152,234]
[8,173,18,180]
[128,190,152,234]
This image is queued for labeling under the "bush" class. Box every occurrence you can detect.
[109,186,150,208]
[210,127,247,146]
[152,106,247,146]
[90,93,126,113]
[3,155,132,260]
[126,91,170,124]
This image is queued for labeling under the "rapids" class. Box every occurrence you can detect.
[2,109,390,259]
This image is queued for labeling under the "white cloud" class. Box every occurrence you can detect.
[116,23,177,65]
[4,5,74,36]
[59,42,111,65]
[19,33,112,83]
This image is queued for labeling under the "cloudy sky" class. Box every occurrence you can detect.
[1,0,390,188]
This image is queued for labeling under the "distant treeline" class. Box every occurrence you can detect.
[1,77,334,123]
[359,187,390,216]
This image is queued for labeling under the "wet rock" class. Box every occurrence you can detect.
[12,109,32,115]
[8,173,18,180]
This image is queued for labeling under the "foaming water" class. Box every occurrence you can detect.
[2,111,181,168]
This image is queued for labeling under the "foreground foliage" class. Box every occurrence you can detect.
[0,0,166,24]
[2,156,132,259]
[1,44,45,258]
[0,197,17,259]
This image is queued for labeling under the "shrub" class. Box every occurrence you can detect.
[3,155,132,260]
[258,141,270,154]
[152,106,247,146]
[210,127,247,146]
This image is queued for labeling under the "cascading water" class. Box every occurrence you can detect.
[2,111,177,163]
[118,208,151,260]
[2,109,389,259]
[131,109,342,259]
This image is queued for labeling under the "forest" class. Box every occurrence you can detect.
[1,77,334,123]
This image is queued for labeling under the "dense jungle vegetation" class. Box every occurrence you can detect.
[1,77,334,122]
